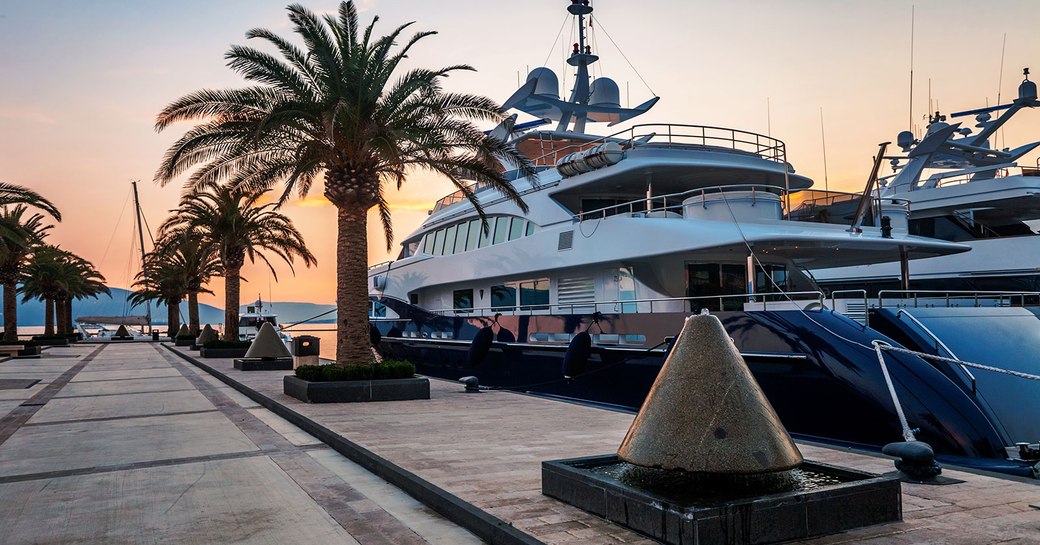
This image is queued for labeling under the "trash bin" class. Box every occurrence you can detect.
[291,336,320,356]
[291,335,320,369]
[152,331,160,341]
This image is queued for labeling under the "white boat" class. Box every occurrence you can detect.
[238,299,292,344]
[367,1,1040,476]
[75,315,152,340]
[810,68,1040,292]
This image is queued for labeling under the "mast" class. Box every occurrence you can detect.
[131,181,151,333]
[559,0,597,132]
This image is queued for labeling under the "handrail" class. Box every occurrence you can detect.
[428,123,789,214]
[829,289,869,327]
[576,183,785,222]
[895,308,977,394]
[877,289,1040,309]
[421,290,825,317]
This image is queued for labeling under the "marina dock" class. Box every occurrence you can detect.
[1,342,1038,544]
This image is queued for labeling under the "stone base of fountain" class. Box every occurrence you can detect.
[543,454,900,545]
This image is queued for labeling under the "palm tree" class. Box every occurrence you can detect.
[153,1,535,364]
[158,184,315,340]
[130,251,189,337]
[152,230,220,335]
[18,246,107,337]
[19,246,63,336]
[0,206,55,341]
[0,183,62,219]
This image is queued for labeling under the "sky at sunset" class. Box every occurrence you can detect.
[2,0,1038,308]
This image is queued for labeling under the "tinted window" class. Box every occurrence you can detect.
[525,221,535,236]
[454,222,469,253]
[453,289,473,311]
[465,219,480,251]
[478,218,495,248]
[491,284,516,311]
[443,224,458,255]
[421,233,433,254]
[509,217,524,240]
[433,229,445,255]
[519,279,549,310]
[493,217,509,244]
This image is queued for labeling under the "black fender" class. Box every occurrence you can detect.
[563,331,593,378]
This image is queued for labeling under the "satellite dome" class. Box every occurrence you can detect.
[896,130,915,151]
[589,77,620,108]
[526,67,560,99]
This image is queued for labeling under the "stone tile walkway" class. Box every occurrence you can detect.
[168,344,1040,545]
[0,342,482,545]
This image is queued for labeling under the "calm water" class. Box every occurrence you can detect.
[19,324,340,359]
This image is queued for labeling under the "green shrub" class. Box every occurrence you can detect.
[203,339,252,349]
[31,335,65,342]
[295,360,416,382]
[295,365,324,382]
[0,340,26,346]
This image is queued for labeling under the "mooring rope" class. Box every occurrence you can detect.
[874,340,1040,382]
[872,341,917,442]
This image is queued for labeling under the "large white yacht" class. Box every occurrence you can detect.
[368,1,1040,477]
[809,68,1040,292]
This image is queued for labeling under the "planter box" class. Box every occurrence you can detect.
[32,338,69,346]
[111,336,135,341]
[17,345,43,358]
[200,346,250,358]
[234,357,293,371]
[284,375,430,403]
[174,338,194,346]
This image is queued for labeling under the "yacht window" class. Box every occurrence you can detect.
[443,224,458,255]
[491,284,517,311]
[909,216,977,242]
[465,219,481,251]
[432,229,446,255]
[519,279,550,310]
[687,263,746,311]
[755,264,788,293]
[493,217,509,244]
[421,233,433,254]
[508,218,524,240]
[409,293,419,305]
[398,240,419,259]
[526,221,536,236]
[479,217,496,248]
[370,300,387,318]
[455,222,469,253]
[453,289,474,312]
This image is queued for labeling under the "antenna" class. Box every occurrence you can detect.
[767,97,772,137]
[908,5,915,132]
[996,33,1007,149]
[820,107,829,191]
[131,180,152,333]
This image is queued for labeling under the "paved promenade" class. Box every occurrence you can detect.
[0,342,480,545]
[2,342,1039,544]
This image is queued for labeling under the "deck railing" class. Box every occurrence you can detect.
[575,183,785,222]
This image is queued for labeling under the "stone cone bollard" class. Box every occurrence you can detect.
[244,322,291,359]
[196,324,217,345]
[176,324,190,337]
[114,325,131,337]
[618,314,803,474]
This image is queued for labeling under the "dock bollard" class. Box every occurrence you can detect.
[291,336,320,369]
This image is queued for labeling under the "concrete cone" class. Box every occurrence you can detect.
[244,322,291,359]
[617,314,802,474]
[114,325,131,337]
[197,324,217,345]
[176,324,189,337]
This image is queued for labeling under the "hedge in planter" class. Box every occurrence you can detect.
[31,335,69,346]
[284,360,429,403]
[200,340,251,358]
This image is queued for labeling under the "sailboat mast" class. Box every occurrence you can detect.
[131,181,151,333]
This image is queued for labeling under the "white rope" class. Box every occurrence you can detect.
[876,341,1040,382]
[872,341,917,442]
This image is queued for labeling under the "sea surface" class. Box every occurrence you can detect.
[17,324,340,360]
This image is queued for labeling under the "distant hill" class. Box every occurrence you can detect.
[5,286,336,327]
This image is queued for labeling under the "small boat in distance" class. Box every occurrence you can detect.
[239,298,292,344]
[75,315,151,340]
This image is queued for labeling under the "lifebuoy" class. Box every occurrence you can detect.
[562,331,592,378]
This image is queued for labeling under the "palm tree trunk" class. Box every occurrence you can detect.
[223,268,241,341]
[3,281,17,341]
[62,298,73,335]
[188,291,200,336]
[44,298,55,336]
[336,205,371,365]
[167,301,179,338]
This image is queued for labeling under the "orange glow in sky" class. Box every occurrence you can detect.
[2,0,1038,308]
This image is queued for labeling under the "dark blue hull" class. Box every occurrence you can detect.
[373,305,1039,477]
